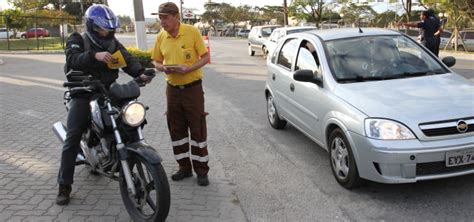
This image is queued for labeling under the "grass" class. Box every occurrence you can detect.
[0,37,66,51]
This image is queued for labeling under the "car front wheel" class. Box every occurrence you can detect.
[248,45,255,56]
[328,128,363,189]
[266,94,286,129]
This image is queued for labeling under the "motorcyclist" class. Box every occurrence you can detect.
[56,4,152,206]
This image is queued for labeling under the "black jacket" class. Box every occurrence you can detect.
[64,32,144,85]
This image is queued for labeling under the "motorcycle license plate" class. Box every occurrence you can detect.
[445,148,474,167]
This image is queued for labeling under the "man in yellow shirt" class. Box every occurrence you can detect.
[152,2,210,186]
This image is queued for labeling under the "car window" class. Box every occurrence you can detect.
[261,27,276,37]
[464,32,474,39]
[325,35,448,83]
[295,42,319,72]
[277,38,299,70]
[250,28,257,37]
[440,31,452,38]
[269,30,280,42]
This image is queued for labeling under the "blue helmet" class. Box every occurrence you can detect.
[85,4,120,31]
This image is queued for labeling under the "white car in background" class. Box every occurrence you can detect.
[451,29,474,52]
[0,28,18,39]
[263,26,317,59]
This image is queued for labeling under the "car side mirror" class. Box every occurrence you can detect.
[442,56,456,67]
[258,35,262,38]
[293,69,322,85]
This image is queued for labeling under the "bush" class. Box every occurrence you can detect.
[126,47,154,68]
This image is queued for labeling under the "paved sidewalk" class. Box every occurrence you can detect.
[439,50,474,60]
[0,54,247,222]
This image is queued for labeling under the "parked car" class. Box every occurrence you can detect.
[451,29,474,52]
[263,26,317,59]
[265,28,473,189]
[0,28,18,39]
[237,29,250,38]
[248,25,281,56]
[20,28,49,38]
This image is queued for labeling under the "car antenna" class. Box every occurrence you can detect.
[358,21,363,33]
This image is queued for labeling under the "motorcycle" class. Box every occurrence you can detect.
[52,69,170,222]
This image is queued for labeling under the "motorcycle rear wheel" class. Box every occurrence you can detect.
[119,154,170,222]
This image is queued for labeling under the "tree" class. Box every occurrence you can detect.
[258,5,285,26]
[339,3,377,27]
[401,0,413,24]
[372,10,397,28]
[288,0,325,27]
[8,0,104,14]
[0,8,27,36]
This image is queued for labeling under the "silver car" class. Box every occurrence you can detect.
[263,26,317,59]
[265,28,474,189]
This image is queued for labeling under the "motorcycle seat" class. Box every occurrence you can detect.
[109,80,140,101]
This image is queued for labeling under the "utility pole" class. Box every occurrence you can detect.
[180,0,183,21]
[283,0,288,26]
[133,0,147,50]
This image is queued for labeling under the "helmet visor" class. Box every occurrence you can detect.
[93,24,115,33]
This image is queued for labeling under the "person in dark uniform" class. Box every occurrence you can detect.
[427,9,443,56]
[56,4,153,206]
[401,11,438,55]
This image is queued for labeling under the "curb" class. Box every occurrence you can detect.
[0,50,64,55]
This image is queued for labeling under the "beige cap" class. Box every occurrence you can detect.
[157,2,179,15]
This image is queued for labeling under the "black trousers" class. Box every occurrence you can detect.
[57,97,90,185]
[422,37,437,56]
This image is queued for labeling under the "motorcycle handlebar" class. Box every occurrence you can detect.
[135,69,156,87]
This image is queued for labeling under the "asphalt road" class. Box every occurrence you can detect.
[196,37,474,221]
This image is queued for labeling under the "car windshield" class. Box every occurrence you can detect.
[325,35,449,83]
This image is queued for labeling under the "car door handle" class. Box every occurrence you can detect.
[290,83,295,92]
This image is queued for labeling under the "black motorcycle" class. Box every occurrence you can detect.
[52,69,170,222]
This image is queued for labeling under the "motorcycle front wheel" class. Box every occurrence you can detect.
[119,154,170,222]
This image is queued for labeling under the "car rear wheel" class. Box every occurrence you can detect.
[266,94,286,129]
[328,128,363,189]
[248,45,255,56]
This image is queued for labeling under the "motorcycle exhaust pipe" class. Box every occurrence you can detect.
[52,122,67,143]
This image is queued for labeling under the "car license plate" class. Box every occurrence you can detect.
[445,148,474,167]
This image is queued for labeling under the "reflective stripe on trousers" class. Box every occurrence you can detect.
[167,83,209,175]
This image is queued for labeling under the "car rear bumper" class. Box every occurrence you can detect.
[349,131,474,183]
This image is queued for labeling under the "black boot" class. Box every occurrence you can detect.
[197,175,209,186]
[56,184,71,206]
[171,170,193,181]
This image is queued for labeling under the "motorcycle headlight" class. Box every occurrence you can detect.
[364,118,415,140]
[122,102,146,127]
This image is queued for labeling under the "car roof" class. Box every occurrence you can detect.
[253,25,281,29]
[277,26,316,31]
[301,28,402,41]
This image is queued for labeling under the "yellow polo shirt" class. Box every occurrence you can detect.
[151,23,208,86]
